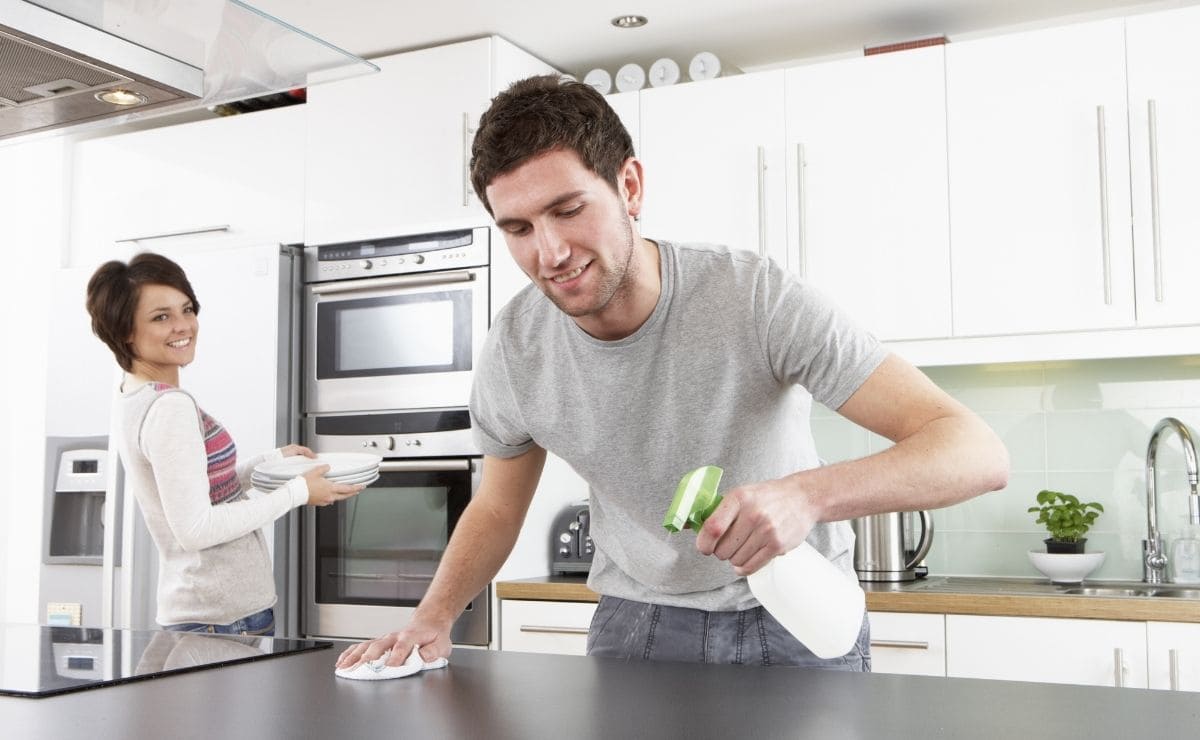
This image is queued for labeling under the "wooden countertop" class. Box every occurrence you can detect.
[496,575,1200,623]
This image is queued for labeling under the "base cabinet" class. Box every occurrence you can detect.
[1148,621,1200,692]
[867,612,946,676]
[946,615,1148,688]
[499,600,596,656]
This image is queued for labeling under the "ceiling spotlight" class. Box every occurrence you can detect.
[94,89,148,106]
[611,15,648,29]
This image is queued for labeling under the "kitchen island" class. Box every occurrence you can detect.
[3,638,1198,739]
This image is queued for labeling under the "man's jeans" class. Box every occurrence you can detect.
[164,607,275,636]
[587,596,871,670]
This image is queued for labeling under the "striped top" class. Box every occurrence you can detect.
[152,382,240,505]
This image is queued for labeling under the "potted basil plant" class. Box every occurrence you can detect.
[1027,489,1104,554]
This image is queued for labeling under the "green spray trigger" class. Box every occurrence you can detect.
[663,465,725,533]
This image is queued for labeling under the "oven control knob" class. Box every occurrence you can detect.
[404,439,422,447]
[413,255,425,264]
[558,546,571,556]
[362,440,378,448]
[559,533,572,544]
[360,260,373,270]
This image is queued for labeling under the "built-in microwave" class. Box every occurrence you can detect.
[302,227,490,414]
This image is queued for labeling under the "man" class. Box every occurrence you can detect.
[337,75,1008,670]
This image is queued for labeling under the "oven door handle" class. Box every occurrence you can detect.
[379,460,473,473]
[309,271,476,296]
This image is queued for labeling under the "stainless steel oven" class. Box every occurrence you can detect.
[301,407,487,644]
[303,227,490,414]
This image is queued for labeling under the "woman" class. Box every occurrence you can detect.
[86,252,363,635]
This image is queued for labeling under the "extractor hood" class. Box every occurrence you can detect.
[0,0,377,143]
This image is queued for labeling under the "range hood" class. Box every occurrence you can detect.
[0,0,377,142]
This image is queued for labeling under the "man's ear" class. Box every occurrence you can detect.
[619,157,645,218]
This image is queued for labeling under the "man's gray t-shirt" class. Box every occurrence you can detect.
[470,240,887,611]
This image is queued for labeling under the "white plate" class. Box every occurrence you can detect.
[254,473,378,493]
[252,468,379,487]
[255,453,381,479]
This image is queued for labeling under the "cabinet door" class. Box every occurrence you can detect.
[1147,622,1200,692]
[947,615,1147,688]
[1127,6,1200,327]
[946,19,1133,336]
[638,72,787,266]
[500,600,596,656]
[70,106,306,261]
[785,47,951,341]
[868,611,946,676]
[304,39,491,245]
[605,91,641,156]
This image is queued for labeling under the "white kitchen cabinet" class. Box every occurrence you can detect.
[946,615,1147,688]
[69,105,306,263]
[1126,6,1200,328]
[304,37,555,245]
[500,599,595,656]
[946,19,1134,337]
[867,611,946,676]
[638,72,787,266]
[785,47,951,341]
[605,91,640,156]
[1147,621,1200,692]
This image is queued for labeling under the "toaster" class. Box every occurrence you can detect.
[550,503,593,575]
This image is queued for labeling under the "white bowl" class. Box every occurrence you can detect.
[1027,550,1105,584]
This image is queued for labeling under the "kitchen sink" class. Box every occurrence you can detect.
[1059,585,1200,599]
[898,576,1200,600]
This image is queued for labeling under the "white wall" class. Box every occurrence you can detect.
[0,137,70,624]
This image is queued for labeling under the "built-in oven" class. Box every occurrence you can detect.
[301,407,488,644]
[303,227,490,414]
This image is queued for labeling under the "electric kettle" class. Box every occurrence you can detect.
[850,510,934,582]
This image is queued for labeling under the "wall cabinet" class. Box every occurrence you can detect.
[69,105,306,263]
[945,19,1134,337]
[499,599,595,656]
[946,615,1148,688]
[1147,621,1200,692]
[304,37,555,245]
[637,72,787,267]
[867,611,946,676]
[1126,5,1200,328]
[785,47,951,341]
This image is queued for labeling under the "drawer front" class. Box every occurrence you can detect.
[500,600,597,656]
[868,612,946,676]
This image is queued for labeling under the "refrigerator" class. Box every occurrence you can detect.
[41,241,303,634]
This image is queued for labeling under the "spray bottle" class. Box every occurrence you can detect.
[664,465,865,660]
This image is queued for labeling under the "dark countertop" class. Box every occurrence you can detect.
[496,575,1200,622]
[3,641,1198,739]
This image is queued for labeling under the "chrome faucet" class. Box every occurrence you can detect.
[1144,417,1200,583]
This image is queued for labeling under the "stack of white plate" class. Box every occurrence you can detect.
[251,452,381,492]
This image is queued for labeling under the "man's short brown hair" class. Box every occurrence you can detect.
[85,252,200,372]
[469,74,636,214]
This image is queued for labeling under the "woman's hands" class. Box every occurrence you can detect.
[280,444,316,458]
[302,465,365,507]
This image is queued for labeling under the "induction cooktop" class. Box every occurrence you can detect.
[0,625,332,698]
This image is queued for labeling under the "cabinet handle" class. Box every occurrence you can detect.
[1113,647,1125,688]
[756,145,767,258]
[463,112,477,207]
[796,142,807,278]
[869,639,929,651]
[1169,648,1180,691]
[115,224,230,243]
[519,625,590,636]
[1096,105,1112,306]
[1148,99,1164,303]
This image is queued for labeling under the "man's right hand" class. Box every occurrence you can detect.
[335,618,452,669]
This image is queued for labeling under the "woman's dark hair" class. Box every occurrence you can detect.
[469,74,636,214]
[85,252,200,372]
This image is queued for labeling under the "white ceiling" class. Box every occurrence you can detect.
[255,0,1191,76]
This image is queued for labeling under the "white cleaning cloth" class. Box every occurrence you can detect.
[334,645,448,681]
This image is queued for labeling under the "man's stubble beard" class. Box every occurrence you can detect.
[542,215,637,319]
